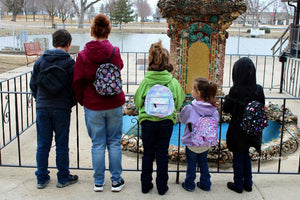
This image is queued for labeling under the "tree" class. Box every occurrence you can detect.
[29,0,41,21]
[111,0,134,27]
[245,0,276,27]
[154,7,162,22]
[134,0,152,22]
[99,0,117,19]
[43,0,58,28]
[71,0,102,28]
[87,5,95,23]
[282,1,296,25]
[58,0,73,24]
[1,0,24,21]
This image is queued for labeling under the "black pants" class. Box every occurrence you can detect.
[140,119,173,193]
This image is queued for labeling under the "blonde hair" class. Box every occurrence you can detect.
[148,40,173,72]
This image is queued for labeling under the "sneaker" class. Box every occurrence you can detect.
[244,185,252,192]
[37,179,50,189]
[57,174,78,188]
[196,182,210,191]
[227,182,243,193]
[111,178,125,192]
[158,185,169,195]
[182,182,194,192]
[94,182,105,192]
[142,182,153,194]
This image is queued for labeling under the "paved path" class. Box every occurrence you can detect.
[1,166,300,200]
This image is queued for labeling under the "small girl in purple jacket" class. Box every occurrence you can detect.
[180,77,219,192]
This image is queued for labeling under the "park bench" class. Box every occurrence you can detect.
[24,41,43,66]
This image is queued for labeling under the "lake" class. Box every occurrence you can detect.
[7,32,278,55]
[71,33,278,55]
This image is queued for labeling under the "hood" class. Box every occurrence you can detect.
[144,70,173,86]
[42,49,71,64]
[232,57,256,87]
[84,40,113,63]
[191,100,216,117]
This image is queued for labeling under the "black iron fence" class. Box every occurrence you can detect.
[1,54,300,181]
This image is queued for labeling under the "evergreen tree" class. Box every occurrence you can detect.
[111,0,135,27]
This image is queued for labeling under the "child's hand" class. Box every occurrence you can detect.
[188,123,192,132]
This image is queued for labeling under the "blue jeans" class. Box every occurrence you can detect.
[184,147,211,191]
[232,150,253,190]
[141,120,173,193]
[35,108,71,184]
[84,106,123,185]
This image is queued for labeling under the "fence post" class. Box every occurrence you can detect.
[279,53,287,93]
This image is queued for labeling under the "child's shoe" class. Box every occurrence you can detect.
[111,178,125,192]
[227,182,243,193]
[94,182,105,192]
[182,182,194,192]
[196,182,210,191]
[157,185,168,195]
[37,179,50,189]
[142,182,153,194]
[57,174,78,188]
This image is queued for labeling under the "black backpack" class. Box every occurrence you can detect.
[36,60,75,96]
[240,100,268,136]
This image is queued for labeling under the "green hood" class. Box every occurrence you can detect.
[143,70,173,86]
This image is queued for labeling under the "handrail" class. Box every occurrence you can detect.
[271,24,291,56]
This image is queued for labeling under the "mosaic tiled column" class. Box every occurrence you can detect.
[158,0,246,94]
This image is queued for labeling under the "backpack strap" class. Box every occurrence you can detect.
[108,47,115,63]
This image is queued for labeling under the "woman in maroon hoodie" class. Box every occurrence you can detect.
[73,14,125,192]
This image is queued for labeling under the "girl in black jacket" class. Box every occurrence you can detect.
[223,57,265,193]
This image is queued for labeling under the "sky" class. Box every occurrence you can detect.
[147,0,159,9]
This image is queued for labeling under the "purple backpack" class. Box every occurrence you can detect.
[191,116,218,147]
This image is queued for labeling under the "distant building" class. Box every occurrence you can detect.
[233,11,292,26]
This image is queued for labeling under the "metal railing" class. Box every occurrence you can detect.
[0,71,35,165]
[1,54,300,179]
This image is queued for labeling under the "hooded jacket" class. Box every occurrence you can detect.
[180,100,219,150]
[73,40,125,110]
[134,70,185,124]
[223,57,265,153]
[30,49,75,110]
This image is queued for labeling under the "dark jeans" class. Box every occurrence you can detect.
[232,150,253,190]
[184,147,211,190]
[35,108,71,184]
[141,120,173,193]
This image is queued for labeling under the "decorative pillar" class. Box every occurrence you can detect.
[158,0,246,94]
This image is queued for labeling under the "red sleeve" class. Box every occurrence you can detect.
[73,52,85,105]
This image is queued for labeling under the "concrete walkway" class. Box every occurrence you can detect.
[1,166,300,200]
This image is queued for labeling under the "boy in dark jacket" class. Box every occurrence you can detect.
[30,29,78,189]
[223,57,265,193]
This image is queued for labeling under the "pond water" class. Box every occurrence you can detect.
[72,33,278,55]
[5,32,278,55]
[122,116,281,146]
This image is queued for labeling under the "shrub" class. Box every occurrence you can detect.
[259,27,271,34]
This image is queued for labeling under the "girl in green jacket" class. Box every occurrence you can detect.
[134,40,185,195]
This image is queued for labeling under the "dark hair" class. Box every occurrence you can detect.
[91,14,111,39]
[194,77,218,107]
[148,40,173,72]
[52,29,72,48]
